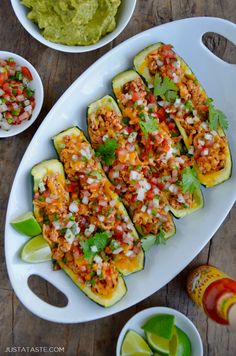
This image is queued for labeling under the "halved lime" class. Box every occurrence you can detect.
[121,329,152,356]
[21,235,51,263]
[175,327,191,356]
[11,211,41,237]
[146,331,170,354]
[142,314,175,340]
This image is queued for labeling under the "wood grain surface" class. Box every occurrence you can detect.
[0,1,236,355]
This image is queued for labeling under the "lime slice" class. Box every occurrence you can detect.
[11,211,41,237]
[175,327,191,356]
[146,331,170,354]
[121,330,152,356]
[21,235,51,263]
[142,314,175,340]
[169,329,178,356]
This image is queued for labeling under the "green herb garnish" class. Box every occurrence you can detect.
[140,116,158,136]
[181,167,200,193]
[208,100,228,130]
[80,231,110,260]
[154,74,178,101]
[95,138,119,166]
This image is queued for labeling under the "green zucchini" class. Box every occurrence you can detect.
[53,127,145,276]
[31,159,127,307]
[112,71,203,217]
[59,261,127,308]
[134,43,232,187]
[87,95,176,240]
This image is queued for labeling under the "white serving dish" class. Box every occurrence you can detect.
[0,51,44,138]
[116,307,203,356]
[10,0,137,53]
[5,17,236,323]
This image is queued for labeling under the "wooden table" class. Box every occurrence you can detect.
[0,1,235,355]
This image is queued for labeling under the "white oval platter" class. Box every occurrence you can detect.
[5,17,236,323]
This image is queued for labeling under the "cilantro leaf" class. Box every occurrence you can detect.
[209,102,228,131]
[80,231,110,260]
[154,74,178,100]
[141,229,166,251]
[95,138,119,165]
[156,229,166,245]
[141,235,156,251]
[139,116,158,136]
[181,167,200,193]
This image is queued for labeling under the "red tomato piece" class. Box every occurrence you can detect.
[21,66,33,81]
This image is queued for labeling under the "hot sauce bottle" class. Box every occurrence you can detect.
[187,265,236,326]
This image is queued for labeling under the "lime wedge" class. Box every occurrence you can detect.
[121,330,152,356]
[142,314,175,340]
[175,327,191,356]
[11,211,41,237]
[169,329,178,356]
[21,235,51,263]
[146,331,170,354]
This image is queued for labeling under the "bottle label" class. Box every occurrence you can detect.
[187,265,227,308]
[217,293,236,321]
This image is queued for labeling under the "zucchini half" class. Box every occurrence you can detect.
[87,95,176,240]
[53,127,144,276]
[134,43,232,187]
[59,261,127,308]
[31,159,127,307]
[31,159,69,222]
[112,71,203,217]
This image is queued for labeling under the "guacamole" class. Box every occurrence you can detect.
[21,0,121,46]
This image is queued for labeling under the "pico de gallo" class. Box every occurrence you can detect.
[53,128,144,276]
[88,96,176,239]
[135,43,230,178]
[0,57,35,131]
[112,72,203,215]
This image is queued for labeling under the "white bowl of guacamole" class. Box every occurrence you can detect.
[11,0,136,53]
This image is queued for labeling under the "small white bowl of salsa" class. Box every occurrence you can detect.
[10,0,137,53]
[0,51,44,138]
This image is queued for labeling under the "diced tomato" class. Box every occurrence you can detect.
[162,140,170,152]
[132,92,140,101]
[146,190,154,200]
[18,111,30,122]
[21,66,33,81]
[67,182,79,193]
[17,87,23,95]
[157,107,166,121]
[148,94,156,103]
[198,105,209,112]
[157,182,165,190]
[168,122,176,130]
[0,72,8,85]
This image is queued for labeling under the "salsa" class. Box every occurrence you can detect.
[0,57,35,131]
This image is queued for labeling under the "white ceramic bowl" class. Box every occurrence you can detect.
[116,307,203,356]
[10,0,137,53]
[0,51,44,138]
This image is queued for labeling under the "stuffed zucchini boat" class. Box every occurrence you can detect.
[53,127,144,276]
[112,71,203,218]
[87,95,176,240]
[134,43,232,187]
[31,159,126,307]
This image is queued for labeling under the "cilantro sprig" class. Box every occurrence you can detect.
[80,231,110,260]
[181,167,200,193]
[95,138,119,165]
[141,230,166,252]
[154,74,178,102]
[139,115,158,136]
[208,99,228,131]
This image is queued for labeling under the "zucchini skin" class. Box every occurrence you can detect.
[134,43,232,188]
[31,159,127,307]
[53,127,145,276]
[112,71,203,218]
[87,95,176,240]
